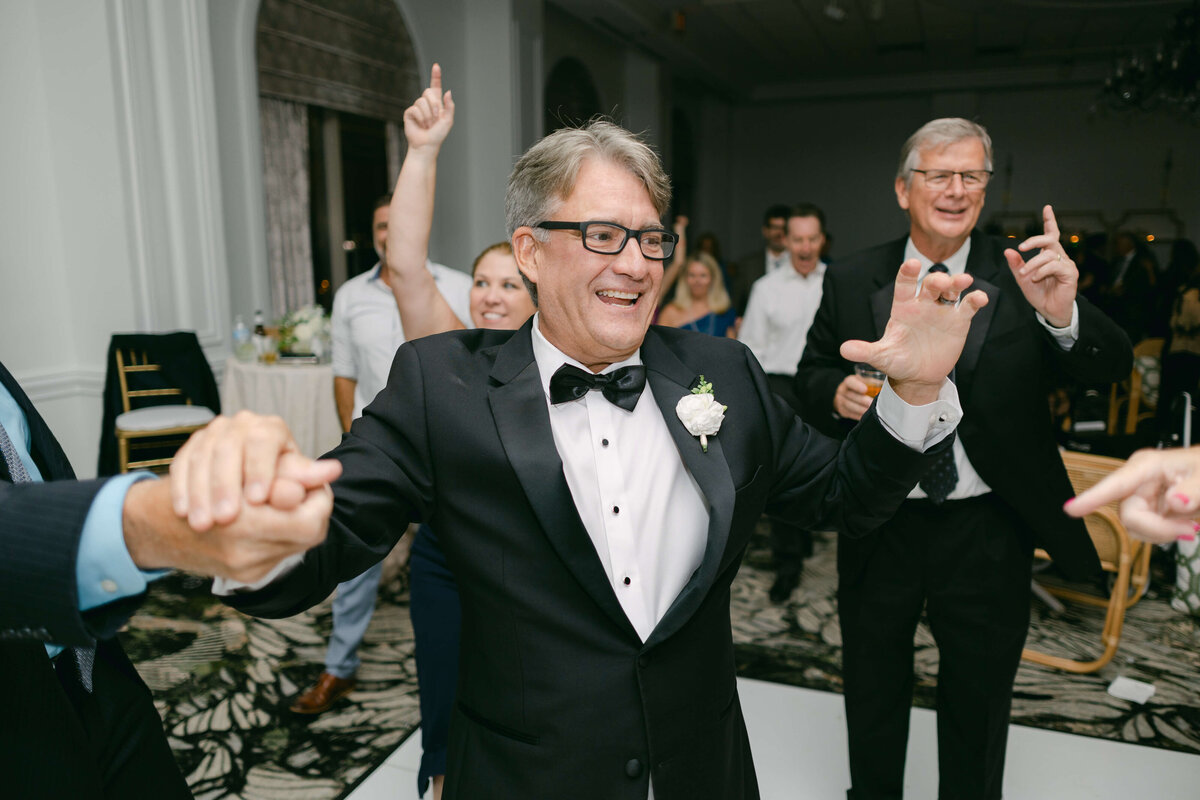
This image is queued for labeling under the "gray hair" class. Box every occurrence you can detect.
[896,118,993,186]
[505,120,672,305]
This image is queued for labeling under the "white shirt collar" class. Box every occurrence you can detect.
[782,260,827,281]
[530,313,644,401]
[904,237,971,277]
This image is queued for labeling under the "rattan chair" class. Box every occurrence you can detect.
[1107,338,1164,435]
[114,347,215,472]
[1021,450,1151,674]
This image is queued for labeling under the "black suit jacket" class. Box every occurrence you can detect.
[797,231,1133,580]
[224,322,947,800]
[0,359,151,793]
[728,249,769,315]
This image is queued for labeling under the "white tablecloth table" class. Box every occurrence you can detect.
[220,357,343,458]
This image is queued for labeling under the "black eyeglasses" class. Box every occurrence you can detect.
[910,169,993,190]
[535,221,678,261]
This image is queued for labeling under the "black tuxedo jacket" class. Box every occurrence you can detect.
[225,322,947,799]
[797,231,1132,580]
[0,359,150,792]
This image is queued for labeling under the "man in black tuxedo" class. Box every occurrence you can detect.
[797,118,1132,799]
[180,117,987,800]
[0,358,337,798]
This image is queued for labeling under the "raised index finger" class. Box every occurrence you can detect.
[1041,204,1060,239]
[430,62,442,92]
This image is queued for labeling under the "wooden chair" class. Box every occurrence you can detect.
[114,348,215,472]
[1021,451,1152,674]
[1108,338,1164,435]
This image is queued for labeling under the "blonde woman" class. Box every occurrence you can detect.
[656,251,737,337]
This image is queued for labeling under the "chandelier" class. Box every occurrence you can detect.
[1099,2,1200,119]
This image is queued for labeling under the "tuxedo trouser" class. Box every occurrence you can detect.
[52,637,193,799]
[765,373,812,569]
[838,494,1033,800]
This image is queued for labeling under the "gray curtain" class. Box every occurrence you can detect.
[259,97,313,314]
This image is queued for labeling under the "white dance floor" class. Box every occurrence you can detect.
[347,677,1200,799]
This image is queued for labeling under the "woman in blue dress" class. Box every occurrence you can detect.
[656,251,738,337]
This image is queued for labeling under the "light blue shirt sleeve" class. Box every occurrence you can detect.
[75,472,170,612]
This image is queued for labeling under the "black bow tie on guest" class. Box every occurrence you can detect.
[549,364,647,412]
[927,262,949,275]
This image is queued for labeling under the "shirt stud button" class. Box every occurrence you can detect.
[101,579,119,594]
[623,577,631,586]
[601,438,609,447]
[613,505,620,514]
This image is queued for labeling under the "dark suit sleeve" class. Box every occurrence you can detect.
[221,342,433,619]
[748,345,949,539]
[0,478,137,646]
[1049,296,1132,384]
[795,267,853,439]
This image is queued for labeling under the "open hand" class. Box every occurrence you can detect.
[839,259,987,405]
[403,63,455,154]
[1004,204,1077,328]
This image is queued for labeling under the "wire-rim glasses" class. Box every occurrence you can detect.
[910,169,993,190]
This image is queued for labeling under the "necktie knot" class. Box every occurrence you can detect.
[549,364,647,412]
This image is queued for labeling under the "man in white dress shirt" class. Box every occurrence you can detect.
[739,202,829,602]
[174,119,988,799]
[728,204,792,317]
[290,193,471,715]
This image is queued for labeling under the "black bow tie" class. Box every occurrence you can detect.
[549,364,647,412]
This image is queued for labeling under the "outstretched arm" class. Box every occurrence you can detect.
[385,63,467,339]
[659,215,689,304]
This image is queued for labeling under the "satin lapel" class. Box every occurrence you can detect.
[958,233,1005,380]
[870,284,893,341]
[640,330,735,649]
[487,326,639,641]
[957,276,999,380]
[0,360,73,480]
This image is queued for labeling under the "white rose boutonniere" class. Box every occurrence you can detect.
[675,375,726,453]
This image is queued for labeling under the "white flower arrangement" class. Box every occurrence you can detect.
[277,304,331,356]
[676,375,725,452]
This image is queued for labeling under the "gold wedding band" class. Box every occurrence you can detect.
[937,296,956,306]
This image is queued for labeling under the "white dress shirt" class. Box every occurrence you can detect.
[531,316,709,643]
[738,261,827,375]
[904,237,1078,500]
[331,261,472,418]
[765,248,791,275]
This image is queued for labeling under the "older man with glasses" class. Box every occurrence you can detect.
[173,117,989,799]
[797,117,1132,800]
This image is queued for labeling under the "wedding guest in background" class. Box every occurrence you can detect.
[738,202,830,602]
[728,204,792,316]
[797,117,1131,800]
[656,251,737,337]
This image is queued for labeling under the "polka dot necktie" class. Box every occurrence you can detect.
[917,263,958,504]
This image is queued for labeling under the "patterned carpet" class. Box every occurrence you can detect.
[121,570,421,800]
[122,527,1200,798]
[733,528,1200,755]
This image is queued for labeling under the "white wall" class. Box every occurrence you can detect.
[710,86,1200,262]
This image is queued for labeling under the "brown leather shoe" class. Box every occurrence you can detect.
[289,672,357,715]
